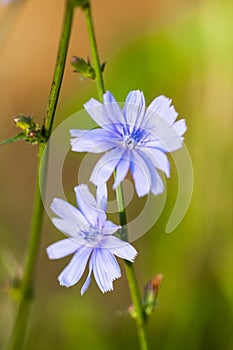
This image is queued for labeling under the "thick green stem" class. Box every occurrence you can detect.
[8,1,74,349]
[44,0,74,136]
[84,3,149,349]
[7,143,46,350]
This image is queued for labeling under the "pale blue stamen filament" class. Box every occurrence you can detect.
[123,128,150,149]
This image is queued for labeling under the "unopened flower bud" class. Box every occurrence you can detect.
[143,274,163,320]
[71,56,95,79]
[13,115,36,131]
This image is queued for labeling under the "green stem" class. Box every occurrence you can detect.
[115,185,148,350]
[84,3,148,349]
[83,4,104,102]
[44,0,74,136]
[8,2,74,349]
[7,143,46,350]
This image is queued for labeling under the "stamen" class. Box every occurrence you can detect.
[122,128,149,149]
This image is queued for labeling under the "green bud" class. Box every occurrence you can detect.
[13,115,36,132]
[1,115,47,146]
[71,56,96,79]
[127,274,163,322]
[3,276,22,301]
[143,274,163,320]
[128,304,138,319]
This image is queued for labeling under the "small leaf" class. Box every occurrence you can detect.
[0,132,25,146]
[100,61,107,73]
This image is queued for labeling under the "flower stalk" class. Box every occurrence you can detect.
[83,3,104,101]
[44,0,74,137]
[83,3,149,349]
[8,1,75,349]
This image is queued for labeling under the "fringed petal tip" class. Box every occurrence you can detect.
[102,274,122,293]
[59,280,70,288]
[128,249,138,263]
[100,272,122,294]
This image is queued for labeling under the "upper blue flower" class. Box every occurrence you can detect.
[46,184,137,295]
[71,90,187,197]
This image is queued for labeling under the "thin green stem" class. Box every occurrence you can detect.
[84,3,149,349]
[115,185,148,350]
[8,1,74,349]
[83,4,104,102]
[115,183,128,242]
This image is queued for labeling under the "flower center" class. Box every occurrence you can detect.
[79,226,103,246]
[123,128,149,150]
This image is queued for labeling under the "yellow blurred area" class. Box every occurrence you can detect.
[0,0,232,349]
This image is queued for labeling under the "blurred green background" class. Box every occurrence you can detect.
[0,0,232,349]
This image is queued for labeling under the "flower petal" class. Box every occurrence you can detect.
[91,250,112,292]
[173,119,187,136]
[138,151,165,196]
[92,249,121,293]
[58,246,92,287]
[84,98,116,132]
[130,150,152,197]
[143,114,173,138]
[102,225,120,235]
[75,184,106,226]
[101,236,137,262]
[155,127,185,152]
[70,128,118,153]
[96,183,107,212]
[46,238,80,260]
[50,218,101,247]
[113,149,130,189]
[70,129,86,138]
[51,218,82,238]
[141,97,186,153]
[81,257,93,295]
[141,147,170,177]
[51,198,87,225]
[100,249,121,280]
[146,124,185,152]
[145,95,178,125]
[123,90,146,131]
[152,171,164,196]
[102,220,120,234]
[90,147,124,185]
[103,91,126,129]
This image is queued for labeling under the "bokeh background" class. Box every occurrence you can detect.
[0,0,232,349]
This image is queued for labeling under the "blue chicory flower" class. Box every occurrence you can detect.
[46,184,137,295]
[71,90,187,197]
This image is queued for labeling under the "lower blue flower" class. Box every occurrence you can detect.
[46,184,137,295]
